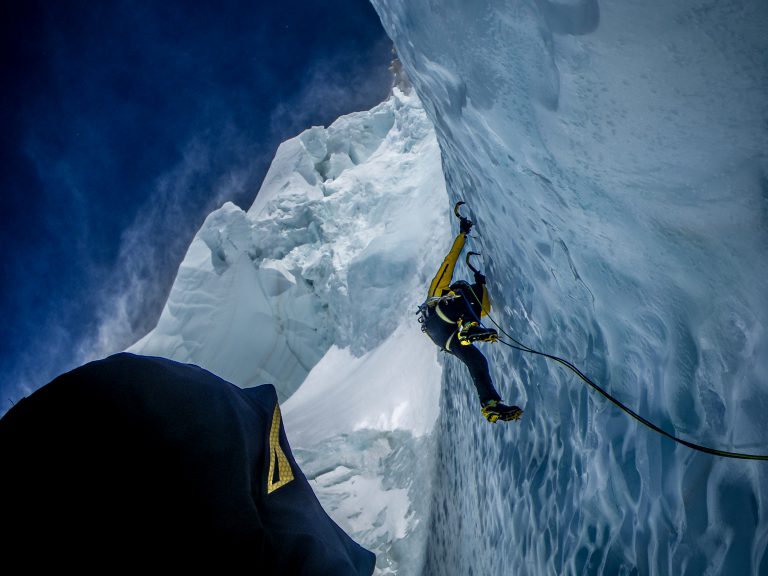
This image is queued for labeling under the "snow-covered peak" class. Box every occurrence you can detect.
[129,88,447,403]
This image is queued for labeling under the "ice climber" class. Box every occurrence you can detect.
[418,203,523,423]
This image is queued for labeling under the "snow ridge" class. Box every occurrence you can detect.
[129,88,449,574]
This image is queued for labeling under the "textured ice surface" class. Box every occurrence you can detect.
[370,0,768,574]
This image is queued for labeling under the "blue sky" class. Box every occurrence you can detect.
[0,0,393,413]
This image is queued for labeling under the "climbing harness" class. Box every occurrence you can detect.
[416,286,498,346]
[416,293,460,332]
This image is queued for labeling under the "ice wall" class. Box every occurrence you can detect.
[370,1,768,574]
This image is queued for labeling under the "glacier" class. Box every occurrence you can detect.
[128,0,768,575]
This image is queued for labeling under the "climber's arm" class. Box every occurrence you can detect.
[428,233,466,298]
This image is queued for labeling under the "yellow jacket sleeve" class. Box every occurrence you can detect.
[428,233,466,298]
[479,284,491,317]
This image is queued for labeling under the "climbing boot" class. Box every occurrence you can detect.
[458,321,498,345]
[481,400,523,423]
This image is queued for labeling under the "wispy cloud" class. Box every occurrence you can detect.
[76,134,263,363]
[269,37,394,139]
[75,52,396,382]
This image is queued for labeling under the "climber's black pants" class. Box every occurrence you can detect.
[424,314,501,405]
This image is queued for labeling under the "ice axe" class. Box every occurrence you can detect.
[466,251,482,275]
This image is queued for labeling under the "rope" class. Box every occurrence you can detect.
[470,287,768,460]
